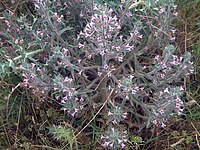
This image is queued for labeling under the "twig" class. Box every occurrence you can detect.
[0,115,11,147]
[30,145,58,150]
[14,95,23,148]
[6,83,21,121]
[191,122,200,136]
[170,138,185,148]
[195,134,200,149]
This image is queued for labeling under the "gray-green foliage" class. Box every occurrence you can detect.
[0,0,195,149]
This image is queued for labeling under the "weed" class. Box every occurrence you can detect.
[0,0,198,149]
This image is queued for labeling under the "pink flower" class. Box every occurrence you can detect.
[103,15,107,19]
[107,72,112,77]
[78,43,84,48]
[138,35,143,39]
[37,67,43,74]
[125,95,129,100]
[160,73,165,78]
[159,7,165,13]
[101,135,105,139]
[108,8,113,14]
[118,83,122,88]
[87,54,92,59]
[71,111,76,117]
[112,119,118,124]
[68,91,73,97]
[104,64,109,69]
[34,0,40,3]
[132,89,137,94]
[171,29,176,34]
[100,50,105,56]
[91,15,99,23]
[31,63,35,69]
[121,0,125,4]
[142,66,147,70]
[102,141,111,147]
[155,55,159,60]
[173,12,178,16]
[164,88,170,94]
[56,15,63,23]
[118,56,123,62]
[108,111,113,116]
[170,37,176,41]
[5,20,11,27]
[122,112,128,118]
[93,4,99,11]
[116,46,121,51]
[161,122,166,128]
[109,142,114,147]
[98,72,102,76]
[154,32,158,37]
[31,73,36,78]
[107,34,112,38]
[78,59,81,64]
[109,26,114,32]
[158,109,164,114]
[118,139,123,144]
[180,86,184,91]
[121,143,126,148]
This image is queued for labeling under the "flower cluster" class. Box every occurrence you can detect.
[107,106,128,124]
[116,76,139,94]
[53,75,76,100]
[150,45,194,84]
[77,4,142,71]
[21,63,52,96]
[151,86,185,127]
[21,63,85,117]
[147,0,179,44]
[52,75,88,117]
[61,95,87,117]
[101,127,128,149]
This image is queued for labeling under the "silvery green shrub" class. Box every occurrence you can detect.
[0,0,194,149]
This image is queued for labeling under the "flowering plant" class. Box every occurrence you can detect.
[0,0,194,149]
